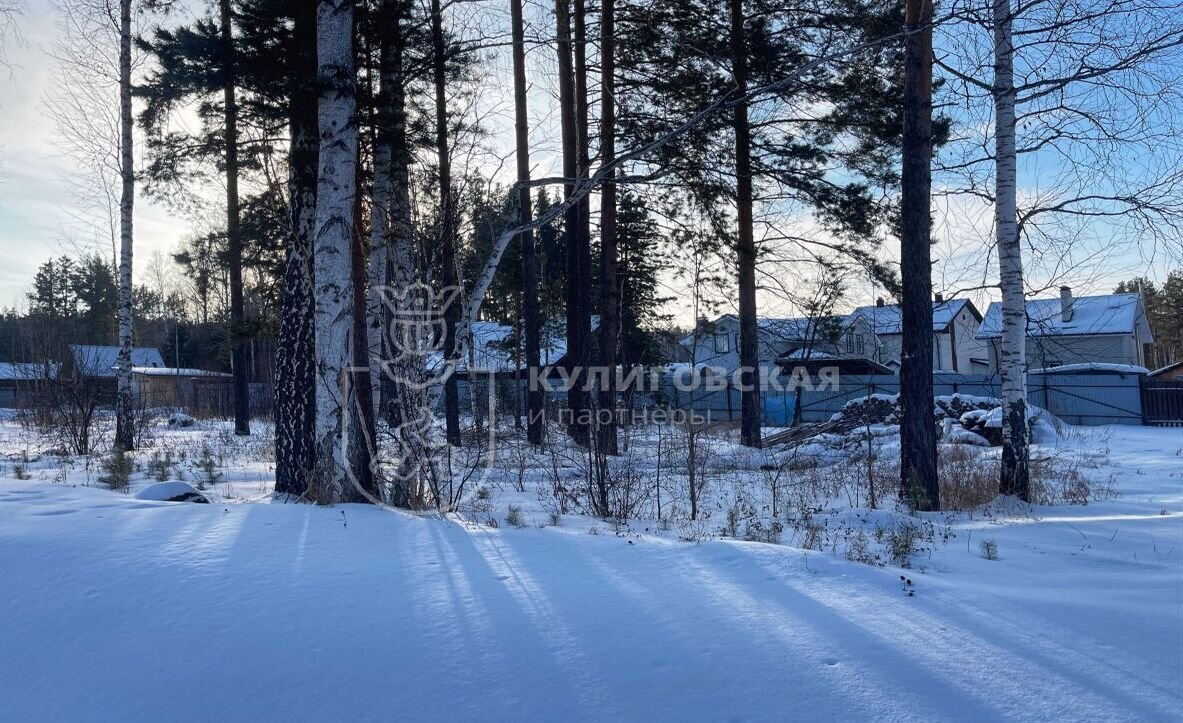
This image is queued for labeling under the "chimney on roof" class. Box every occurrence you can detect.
[1060,286,1074,323]
[934,292,944,304]
[875,297,885,307]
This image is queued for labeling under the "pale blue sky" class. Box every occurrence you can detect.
[0,0,1175,321]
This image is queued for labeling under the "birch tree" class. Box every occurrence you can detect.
[311,0,366,503]
[937,0,1183,499]
[113,0,135,451]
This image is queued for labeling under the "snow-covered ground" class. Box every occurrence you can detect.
[0,416,1180,721]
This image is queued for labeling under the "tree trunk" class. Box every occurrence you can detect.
[386,1,426,506]
[993,0,1029,500]
[222,0,250,437]
[432,0,461,447]
[274,0,319,498]
[729,0,761,449]
[898,0,939,510]
[114,0,134,452]
[369,0,395,424]
[352,131,376,497]
[312,0,366,503]
[556,0,586,442]
[511,0,543,445]
[597,0,618,457]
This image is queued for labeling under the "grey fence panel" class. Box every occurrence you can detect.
[1028,372,1142,425]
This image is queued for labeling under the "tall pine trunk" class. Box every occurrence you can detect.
[432,0,461,447]
[729,0,761,449]
[993,0,1029,500]
[597,0,618,457]
[275,0,319,498]
[511,0,543,445]
[312,0,366,503]
[555,0,586,442]
[898,0,939,509]
[222,0,250,437]
[369,0,394,424]
[114,0,134,452]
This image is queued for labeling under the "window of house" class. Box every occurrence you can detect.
[845,333,855,353]
[856,335,865,355]
[713,333,732,353]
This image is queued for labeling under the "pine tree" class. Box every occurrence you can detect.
[898,0,939,509]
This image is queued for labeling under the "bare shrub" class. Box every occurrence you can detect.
[1031,451,1116,505]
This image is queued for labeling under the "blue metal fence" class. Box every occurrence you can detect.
[448,369,1146,427]
[753,372,1144,426]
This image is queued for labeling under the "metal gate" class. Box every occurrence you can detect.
[1141,377,1183,427]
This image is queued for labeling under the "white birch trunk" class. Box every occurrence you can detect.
[312,0,361,503]
[993,0,1030,499]
[114,0,135,452]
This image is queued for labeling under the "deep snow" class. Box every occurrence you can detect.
[0,425,1180,722]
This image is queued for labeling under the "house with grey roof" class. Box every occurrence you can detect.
[975,288,1153,372]
[851,295,987,373]
[65,344,166,379]
[680,313,881,379]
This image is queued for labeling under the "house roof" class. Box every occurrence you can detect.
[681,313,858,347]
[427,318,596,373]
[1150,360,1183,377]
[975,293,1152,341]
[69,345,165,378]
[0,361,59,381]
[851,298,978,335]
[131,366,232,378]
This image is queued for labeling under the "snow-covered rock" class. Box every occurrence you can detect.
[135,481,209,503]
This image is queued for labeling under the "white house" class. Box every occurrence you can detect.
[975,288,1153,371]
[680,313,881,378]
[851,296,987,373]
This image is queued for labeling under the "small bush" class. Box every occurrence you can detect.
[10,453,32,480]
[885,521,924,568]
[195,445,223,490]
[100,448,134,492]
[505,504,526,528]
[147,451,173,482]
[547,510,562,527]
[979,539,999,560]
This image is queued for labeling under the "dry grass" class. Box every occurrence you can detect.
[937,445,1001,511]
